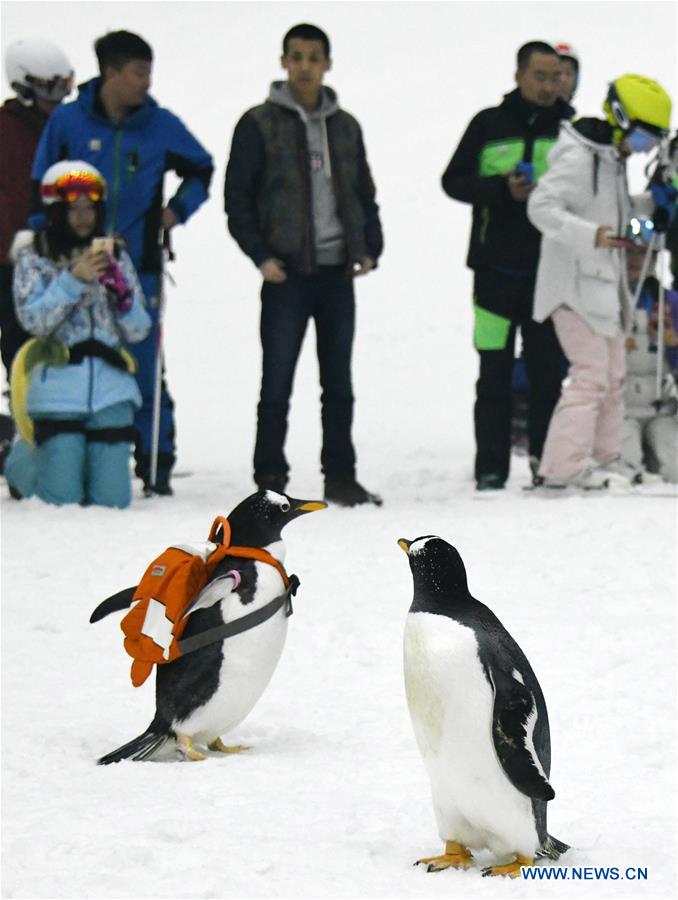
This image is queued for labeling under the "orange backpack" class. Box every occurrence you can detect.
[120,516,291,687]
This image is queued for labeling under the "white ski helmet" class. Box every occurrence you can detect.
[553,42,580,69]
[553,41,580,99]
[40,161,107,205]
[5,39,73,105]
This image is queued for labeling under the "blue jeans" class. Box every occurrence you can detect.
[5,401,136,508]
[131,273,176,485]
[254,267,356,482]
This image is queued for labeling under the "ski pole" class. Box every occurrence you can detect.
[630,229,657,311]
[654,231,666,405]
[149,230,175,490]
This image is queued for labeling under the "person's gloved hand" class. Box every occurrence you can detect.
[99,257,132,313]
[651,181,678,233]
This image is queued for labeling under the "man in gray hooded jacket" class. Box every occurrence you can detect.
[225,23,383,506]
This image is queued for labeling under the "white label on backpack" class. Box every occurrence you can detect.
[141,598,174,659]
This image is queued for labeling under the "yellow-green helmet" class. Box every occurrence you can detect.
[604,74,672,134]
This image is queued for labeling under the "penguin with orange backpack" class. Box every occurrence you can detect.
[90,490,326,763]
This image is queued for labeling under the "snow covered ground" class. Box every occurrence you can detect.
[2,2,677,898]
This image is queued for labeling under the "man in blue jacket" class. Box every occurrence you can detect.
[32,30,213,495]
[225,23,383,506]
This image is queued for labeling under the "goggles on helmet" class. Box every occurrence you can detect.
[41,171,106,204]
[625,126,662,154]
[607,81,670,141]
[26,73,73,103]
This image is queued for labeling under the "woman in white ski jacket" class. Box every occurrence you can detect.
[527,74,671,488]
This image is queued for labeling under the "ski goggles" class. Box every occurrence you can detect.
[26,73,74,103]
[41,171,107,204]
[625,126,662,154]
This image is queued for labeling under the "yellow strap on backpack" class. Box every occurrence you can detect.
[10,337,70,445]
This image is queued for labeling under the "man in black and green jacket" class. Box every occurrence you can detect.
[442,41,573,491]
[225,23,383,507]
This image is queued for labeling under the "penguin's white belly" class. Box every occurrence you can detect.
[175,563,290,744]
[404,612,538,858]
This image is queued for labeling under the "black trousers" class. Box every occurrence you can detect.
[254,266,356,483]
[0,265,31,379]
[473,269,562,482]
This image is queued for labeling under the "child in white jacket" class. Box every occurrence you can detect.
[527,74,672,489]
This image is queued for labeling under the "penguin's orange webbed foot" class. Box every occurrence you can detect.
[176,735,207,761]
[415,841,473,872]
[208,737,252,754]
[481,854,532,878]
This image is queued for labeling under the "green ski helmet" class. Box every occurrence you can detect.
[604,74,672,135]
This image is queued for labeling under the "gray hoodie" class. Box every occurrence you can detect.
[268,81,346,265]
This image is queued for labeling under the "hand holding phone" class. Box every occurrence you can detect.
[595,226,632,249]
[91,237,114,255]
[514,162,534,184]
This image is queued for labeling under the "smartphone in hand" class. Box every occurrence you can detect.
[91,237,114,254]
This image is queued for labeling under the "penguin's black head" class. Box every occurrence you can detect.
[398,535,470,601]
[225,490,327,548]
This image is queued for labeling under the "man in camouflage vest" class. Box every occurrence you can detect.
[225,23,383,507]
[442,41,573,492]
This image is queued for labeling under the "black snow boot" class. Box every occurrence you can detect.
[324,477,383,507]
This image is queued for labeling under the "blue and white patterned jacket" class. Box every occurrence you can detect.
[13,234,151,417]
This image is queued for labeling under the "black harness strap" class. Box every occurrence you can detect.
[33,418,85,445]
[68,340,129,371]
[178,576,299,657]
[86,425,137,444]
[33,420,136,446]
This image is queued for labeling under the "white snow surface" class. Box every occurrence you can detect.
[1,2,677,898]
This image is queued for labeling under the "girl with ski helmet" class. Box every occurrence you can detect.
[4,161,151,507]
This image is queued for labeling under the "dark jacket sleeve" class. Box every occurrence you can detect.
[356,128,383,263]
[441,111,509,207]
[29,107,69,229]
[224,113,272,267]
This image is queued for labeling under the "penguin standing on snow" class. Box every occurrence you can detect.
[398,535,568,877]
[92,491,326,764]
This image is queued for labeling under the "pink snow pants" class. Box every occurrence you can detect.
[538,306,626,481]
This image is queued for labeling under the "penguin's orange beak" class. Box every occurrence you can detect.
[398,538,411,555]
[296,501,328,512]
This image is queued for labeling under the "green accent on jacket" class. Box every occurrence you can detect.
[532,137,557,179]
[473,304,512,351]
[479,207,491,244]
[478,139,525,176]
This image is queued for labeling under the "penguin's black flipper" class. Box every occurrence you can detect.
[489,668,555,801]
[90,586,137,623]
[97,720,170,765]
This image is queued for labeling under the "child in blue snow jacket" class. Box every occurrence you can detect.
[4,160,151,508]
